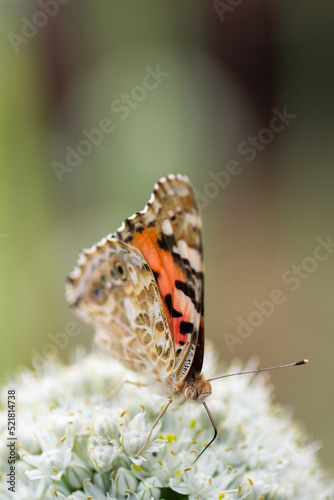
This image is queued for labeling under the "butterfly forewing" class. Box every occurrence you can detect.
[116,174,204,382]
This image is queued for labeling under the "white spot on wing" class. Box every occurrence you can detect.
[178,240,202,272]
[153,202,162,215]
[148,192,156,205]
[83,244,96,255]
[117,222,126,232]
[68,266,82,280]
[128,264,138,285]
[78,253,88,265]
[123,297,138,326]
[185,212,201,228]
[97,237,107,248]
[162,218,173,236]
[141,208,155,224]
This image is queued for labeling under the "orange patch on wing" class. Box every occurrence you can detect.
[131,227,193,346]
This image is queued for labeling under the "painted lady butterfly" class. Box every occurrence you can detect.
[66,174,308,459]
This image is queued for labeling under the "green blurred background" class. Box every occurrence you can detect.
[1,1,333,471]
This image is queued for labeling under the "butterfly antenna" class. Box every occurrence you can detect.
[193,402,218,464]
[193,359,309,463]
[208,359,309,383]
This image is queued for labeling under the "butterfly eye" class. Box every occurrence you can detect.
[114,260,127,281]
[90,286,107,304]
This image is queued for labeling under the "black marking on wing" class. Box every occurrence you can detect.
[123,235,134,243]
[157,236,169,252]
[143,263,151,273]
[175,279,195,302]
[180,321,194,334]
[152,270,159,281]
[175,279,202,314]
[171,252,203,281]
[165,294,183,318]
[157,232,178,253]
[124,217,144,236]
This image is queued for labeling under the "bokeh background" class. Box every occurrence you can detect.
[1,1,333,471]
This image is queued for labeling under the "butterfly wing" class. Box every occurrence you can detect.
[116,174,204,382]
[66,237,176,380]
[66,174,204,387]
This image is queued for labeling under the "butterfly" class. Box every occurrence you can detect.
[65,174,308,460]
[66,174,217,459]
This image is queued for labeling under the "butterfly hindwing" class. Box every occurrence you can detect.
[66,237,176,380]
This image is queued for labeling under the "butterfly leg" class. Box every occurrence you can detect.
[124,380,148,388]
[106,379,148,401]
[135,397,173,458]
[111,379,147,399]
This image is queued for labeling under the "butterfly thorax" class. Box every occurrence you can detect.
[144,371,211,407]
[134,367,210,404]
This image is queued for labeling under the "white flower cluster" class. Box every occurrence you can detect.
[0,350,333,500]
